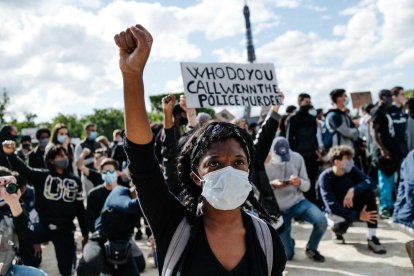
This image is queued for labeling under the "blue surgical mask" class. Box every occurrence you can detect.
[309,109,317,117]
[194,166,252,211]
[39,138,49,147]
[344,97,350,106]
[102,171,117,184]
[57,135,67,144]
[342,160,354,173]
[89,132,97,141]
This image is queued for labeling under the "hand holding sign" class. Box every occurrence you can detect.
[181,62,282,108]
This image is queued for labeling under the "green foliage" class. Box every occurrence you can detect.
[405,89,413,98]
[82,108,125,139]
[147,111,164,123]
[1,87,218,139]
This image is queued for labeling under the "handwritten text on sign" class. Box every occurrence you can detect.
[180,62,281,108]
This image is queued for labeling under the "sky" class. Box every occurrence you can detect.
[1,0,413,122]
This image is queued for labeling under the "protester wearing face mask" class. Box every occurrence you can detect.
[77,147,108,187]
[75,123,102,194]
[371,89,400,219]
[265,137,327,262]
[16,136,32,164]
[27,128,50,169]
[0,125,19,169]
[78,183,146,276]
[2,141,88,276]
[286,93,321,207]
[324,89,359,150]
[78,154,119,233]
[115,24,286,275]
[48,123,76,174]
[318,145,385,254]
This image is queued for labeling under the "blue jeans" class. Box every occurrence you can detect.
[378,170,395,212]
[279,199,327,260]
[6,265,47,276]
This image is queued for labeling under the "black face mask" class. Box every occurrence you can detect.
[22,144,31,150]
[11,135,19,142]
[179,117,188,126]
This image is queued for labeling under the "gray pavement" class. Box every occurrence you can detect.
[40,218,413,275]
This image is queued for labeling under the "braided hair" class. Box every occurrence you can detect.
[177,122,276,224]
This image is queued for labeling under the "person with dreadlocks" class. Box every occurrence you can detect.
[114,24,287,275]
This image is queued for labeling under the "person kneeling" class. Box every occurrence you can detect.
[319,145,386,254]
[266,137,327,262]
[77,185,145,276]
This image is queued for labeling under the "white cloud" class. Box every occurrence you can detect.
[275,0,326,12]
[166,76,184,92]
[0,0,413,123]
[215,0,414,111]
[0,0,280,121]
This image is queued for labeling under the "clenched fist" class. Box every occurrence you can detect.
[114,24,153,75]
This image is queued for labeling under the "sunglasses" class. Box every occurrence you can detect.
[101,170,115,174]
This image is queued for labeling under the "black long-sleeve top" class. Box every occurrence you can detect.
[86,184,111,233]
[124,137,286,276]
[252,110,282,217]
[161,127,181,197]
[7,154,87,236]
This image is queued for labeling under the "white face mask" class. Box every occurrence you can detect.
[309,109,317,117]
[194,166,252,211]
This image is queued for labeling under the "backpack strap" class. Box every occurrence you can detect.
[162,217,191,276]
[248,213,274,276]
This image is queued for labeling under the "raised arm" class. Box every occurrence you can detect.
[115,25,187,258]
[179,95,197,128]
[2,141,45,185]
[114,25,153,145]
[76,148,92,176]
[162,95,181,196]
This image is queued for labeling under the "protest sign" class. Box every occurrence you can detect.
[215,109,235,122]
[350,91,373,109]
[181,62,282,108]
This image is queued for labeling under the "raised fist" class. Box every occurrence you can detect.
[2,141,16,156]
[162,95,176,114]
[114,24,153,75]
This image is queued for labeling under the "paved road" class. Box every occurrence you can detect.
[40,219,413,275]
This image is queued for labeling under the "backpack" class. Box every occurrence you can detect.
[161,213,274,276]
[322,110,340,150]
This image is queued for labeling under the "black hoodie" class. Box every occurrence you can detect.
[7,154,87,236]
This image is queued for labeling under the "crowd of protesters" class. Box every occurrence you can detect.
[0,23,412,275]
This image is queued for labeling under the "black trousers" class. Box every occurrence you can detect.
[333,190,378,234]
[33,222,76,276]
[77,240,145,276]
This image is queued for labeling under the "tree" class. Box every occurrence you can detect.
[50,113,84,138]
[82,108,125,140]
[0,88,10,125]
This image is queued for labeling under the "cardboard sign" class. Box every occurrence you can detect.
[181,62,282,108]
[350,91,373,109]
[215,109,235,122]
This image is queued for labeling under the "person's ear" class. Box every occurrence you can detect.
[190,171,202,187]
